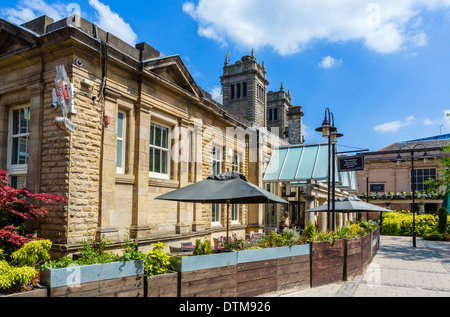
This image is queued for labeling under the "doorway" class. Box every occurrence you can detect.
[289,201,305,228]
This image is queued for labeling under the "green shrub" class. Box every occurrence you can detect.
[422,229,444,241]
[303,222,317,241]
[317,232,334,246]
[0,260,38,294]
[193,239,212,255]
[333,226,356,240]
[0,240,51,294]
[282,229,300,246]
[438,207,447,234]
[144,242,173,276]
[10,239,52,268]
[382,211,440,237]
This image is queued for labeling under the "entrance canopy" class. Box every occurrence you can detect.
[263,143,357,192]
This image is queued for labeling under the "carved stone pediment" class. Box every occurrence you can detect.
[143,55,203,98]
[0,19,38,57]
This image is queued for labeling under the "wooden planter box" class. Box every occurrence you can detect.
[236,244,310,297]
[40,260,144,297]
[144,271,178,297]
[344,237,363,280]
[314,229,381,284]
[172,244,311,297]
[172,251,237,297]
[0,284,48,297]
[311,239,345,288]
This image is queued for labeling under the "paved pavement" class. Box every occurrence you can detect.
[266,235,450,297]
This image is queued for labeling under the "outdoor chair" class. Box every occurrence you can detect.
[180,241,194,251]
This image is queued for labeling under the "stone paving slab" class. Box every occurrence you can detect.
[262,235,450,297]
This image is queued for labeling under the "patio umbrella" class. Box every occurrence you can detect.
[305,195,393,213]
[442,185,450,214]
[155,171,288,238]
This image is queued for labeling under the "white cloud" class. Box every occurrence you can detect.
[374,116,415,134]
[209,85,222,103]
[318,56,342,69]
[423,118,434,125]
[1,0,137,45]
[182,0,450,55]
[1,0,66,25]
[88,0,137,45]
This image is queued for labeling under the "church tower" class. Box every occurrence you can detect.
[267,82,291,141]
[220,51,269,128]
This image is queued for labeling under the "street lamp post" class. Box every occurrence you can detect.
[394,144,430,247]
[315,108,342,231]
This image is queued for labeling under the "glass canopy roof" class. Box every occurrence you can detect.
[263,143,357,192]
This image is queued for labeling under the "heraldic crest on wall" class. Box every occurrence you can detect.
[52,64,76,132]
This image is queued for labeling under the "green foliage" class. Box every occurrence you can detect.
[193,239,212,255]
[424,143,450,191]
[0,240,50,294]
[438,207,448,234]
[73,236,119,266]
[301,219,379,248]
[303,222,317,241]
[382,211,444,237]
[44,256,73,269]
[223,234,246,251]
[259,231,285,248]
[43,234,143,269]
[120,234,144,262]
[317,232,334,246]
[347,223,364,237]
[10,239,52,268]
[143,242,173,276]
[333,226,356,240]
[0,260,38,294]
[282,229,300,246]
[422,229,444,241]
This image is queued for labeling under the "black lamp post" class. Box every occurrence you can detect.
[394,144,430,247]
[315,108,342,231]
[330,128,343,231]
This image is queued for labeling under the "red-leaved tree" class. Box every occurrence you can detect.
[0,170,66,257]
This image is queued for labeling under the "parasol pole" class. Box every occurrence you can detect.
[226,199,230,241]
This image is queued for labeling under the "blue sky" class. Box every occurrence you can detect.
[2,0,450,152]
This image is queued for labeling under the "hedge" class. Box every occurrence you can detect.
[382,211,450,240]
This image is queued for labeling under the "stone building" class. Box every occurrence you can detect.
[356,134,448,214]
[0,15,287,255]
[221,53,304,144]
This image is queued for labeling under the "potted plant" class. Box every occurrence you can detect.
[143,242,178,297]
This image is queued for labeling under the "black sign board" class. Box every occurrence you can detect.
[370,184,385,193]
[338,156,364,172]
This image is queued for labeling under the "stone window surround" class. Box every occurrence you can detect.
[149,121,171,180]
[7,104,30,185]
[116,109,126,174]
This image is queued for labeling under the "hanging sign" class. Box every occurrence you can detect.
[338,156,364,172]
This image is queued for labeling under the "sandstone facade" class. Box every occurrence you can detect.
[0,15,288,254]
